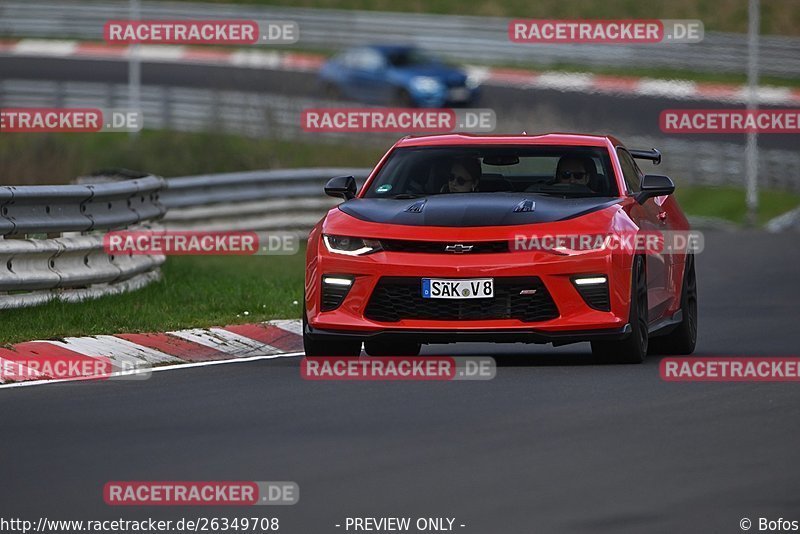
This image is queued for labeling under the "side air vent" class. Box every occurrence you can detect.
[405,200,426,213]
[513,199,535,212]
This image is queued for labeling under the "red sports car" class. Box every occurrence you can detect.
[304,133,698,363]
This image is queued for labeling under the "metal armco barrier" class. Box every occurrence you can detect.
[161,168,369,231]
[0,175,167,309]
[0,168,370,309]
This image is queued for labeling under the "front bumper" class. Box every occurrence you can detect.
[307,238,634,343]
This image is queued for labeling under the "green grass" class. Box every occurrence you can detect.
[0,131,386,185]
[155,0,800,36]
[0,253,305,344]
[676,185,800,225]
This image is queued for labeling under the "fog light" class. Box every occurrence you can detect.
[572,275,610,311]
[323,276,353,287]
[321,275,354,311]
[573,276,607,286]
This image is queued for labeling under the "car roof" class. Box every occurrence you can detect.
[394,133,622,149]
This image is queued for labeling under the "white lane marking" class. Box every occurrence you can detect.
[168,327,281,356]
[13,39,78,57]
[636,79,698,99]
[230,49,282,68]
[268,319,302,337]
[0,351,304,389]
[533,72,595,91]
[136,45,186,61]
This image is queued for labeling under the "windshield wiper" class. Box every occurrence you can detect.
[390,194,423,199]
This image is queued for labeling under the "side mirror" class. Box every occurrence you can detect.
[325,175,357,200]
[635,174,675,204]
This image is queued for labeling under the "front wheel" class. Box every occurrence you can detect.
[302,310,361,356]
[648,253,698,355]
[591,255,649,364]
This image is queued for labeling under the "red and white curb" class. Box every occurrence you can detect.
[0,319,304,388]
[2,38,799,105]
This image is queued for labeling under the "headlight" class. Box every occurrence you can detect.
[465,74,480,89]
[410,76,442,93]
[323,235,382,256]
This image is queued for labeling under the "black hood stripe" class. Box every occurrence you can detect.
[338,193,622,227]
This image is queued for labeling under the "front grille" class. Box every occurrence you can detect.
[574,283,610,311]
[381,240,509,254]
[365,277,559,323]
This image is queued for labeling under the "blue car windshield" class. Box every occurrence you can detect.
[385,49,438,67]
[363,146,619,198]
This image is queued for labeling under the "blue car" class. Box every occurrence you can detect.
[318,45,480,108]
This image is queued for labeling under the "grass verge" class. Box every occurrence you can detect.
[0,252,305,344]
[676,185,800,225]
[0,131,386,185]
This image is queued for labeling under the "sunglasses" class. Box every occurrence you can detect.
[448,173,473,186]
[558,170,589,180]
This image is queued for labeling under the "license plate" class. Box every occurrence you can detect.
[448,87,471,101]
[422,278,494,299]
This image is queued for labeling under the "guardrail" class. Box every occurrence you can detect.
[1,0,799,77]
[0,174,166,309]
[161,168,370,231]
[0,168,371,309]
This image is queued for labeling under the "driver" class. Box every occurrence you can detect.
[554,156,595,187]
[442,157,481,193]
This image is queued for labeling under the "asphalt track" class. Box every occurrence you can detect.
[1,232,799,533]
[0,55,794,150]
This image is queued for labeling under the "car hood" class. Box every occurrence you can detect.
[338,193,621,227]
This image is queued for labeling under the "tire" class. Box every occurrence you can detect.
[302,309,361,356]
[364,340,421,357]
[648,253,698,356]
[591,256,649,364]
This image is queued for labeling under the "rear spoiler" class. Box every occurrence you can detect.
[629,148,662,165]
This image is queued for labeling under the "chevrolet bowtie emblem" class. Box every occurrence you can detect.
[445,244,474,253]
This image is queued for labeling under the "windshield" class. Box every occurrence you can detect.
[363,146,619,198]
[385,48,439,67]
